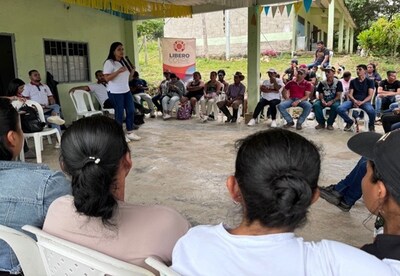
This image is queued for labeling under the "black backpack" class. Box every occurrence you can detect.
[18,105,46,133]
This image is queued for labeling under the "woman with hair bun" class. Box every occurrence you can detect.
[171,129,398,275]
[43,116,189,271]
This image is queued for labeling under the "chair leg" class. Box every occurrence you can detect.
[33,136,42,164]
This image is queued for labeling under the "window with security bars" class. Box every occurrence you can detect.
[44,40,90,82]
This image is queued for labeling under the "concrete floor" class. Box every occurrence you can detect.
[36,115,383,248]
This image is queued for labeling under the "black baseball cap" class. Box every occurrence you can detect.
[347,130,400,202]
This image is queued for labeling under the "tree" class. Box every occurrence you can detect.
[137,19,164,40]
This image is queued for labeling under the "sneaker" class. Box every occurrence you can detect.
[54,142,60,149]
[307,112,315,120]
[315,124,325,130]
[202,116,208,123]
[126,132,141,141]
[208,114,215,120]
[47,116,65,125]
[327,125,334,130]
[337,200,352,212]
[125,135,131,143]
[296,123,302,130]
[319,185,342,206]
[225,117,232,123]
[247,118,256,126]
[271,120,277,128]
[150,114,156,118]
[231,117,237,123]
[283,122,295,128]
[163,114,171,120]
[369,125,375,132]
[343,121,354,131]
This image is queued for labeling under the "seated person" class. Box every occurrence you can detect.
[307,41,330,69]
[162,73,185,120]
[69,70,113,109]
[22,70,65,134]
[182,71,205,114]
[217,72,246,123]
[337,64,376,132]
[340,71,352,101]
[43,116,190,272]
[277,69,312,130]
[0,98,70,276]
[217,69,229,93]
[171,128,398,275]
[199,71,222,122]
[376,71,400,116]
[129,71,155,118]
[313,66,343,130]
[382,109,400,133]
[247,68,282,128]
[282,59,298,84]
[152,71,170,113]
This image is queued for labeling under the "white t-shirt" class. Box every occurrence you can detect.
[103,60,130,94]
[22,83,52,106]
[261,79,283,101]
[88,83,108,106]
[340,78,352,100]
[171,223,399,276]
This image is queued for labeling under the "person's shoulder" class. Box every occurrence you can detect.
[48,195,74,210]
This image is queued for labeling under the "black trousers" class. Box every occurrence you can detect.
[252,98,281,120]
[381,112,400,133]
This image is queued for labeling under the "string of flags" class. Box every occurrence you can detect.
[262,0,332,17]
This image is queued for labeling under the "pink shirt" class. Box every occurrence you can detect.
[43,195,190,272]
[284,79,312,99]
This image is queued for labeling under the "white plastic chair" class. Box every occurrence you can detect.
[22,225,154,276]
[0,225,46,275]
[145,257,180,276]
[70,90,103,119]
[348,108,369,131]
[22,100,61,164]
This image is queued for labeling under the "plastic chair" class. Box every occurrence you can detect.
[145,257,180,276]
[0,225,46,275]
[22,100,61,163]
[22,225,154,276]
[70,90,103,119]
[348,108,369,131]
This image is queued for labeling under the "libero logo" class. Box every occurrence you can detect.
[169,40,190,59]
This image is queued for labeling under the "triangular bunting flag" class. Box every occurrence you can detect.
[278,5,285,15]
[264,6,270,16]
[294,2,302,13]
[303,0,312,12]
[286,4,293,16]
[259,6,263,14]
[271,6,277,17]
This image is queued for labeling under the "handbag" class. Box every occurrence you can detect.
[177,102,192,120]
[18,105,46,133]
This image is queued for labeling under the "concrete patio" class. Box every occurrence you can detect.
[36,115,382,249]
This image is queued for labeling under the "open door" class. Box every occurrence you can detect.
[0,34,16,96]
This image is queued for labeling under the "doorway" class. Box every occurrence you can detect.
[0,34,16,96]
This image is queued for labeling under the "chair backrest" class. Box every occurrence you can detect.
[70,90,97,115]
[145,257,180,276]
[22,225,154,276]
[0,225,46,275]
[24,100,46,123]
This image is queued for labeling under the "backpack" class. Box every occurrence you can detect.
[18,105,45,133]
[177,102,192,120]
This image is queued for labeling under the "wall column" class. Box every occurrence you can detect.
[338,14,344,53]
[345,24,350,53]
[124,20,139,70]
[327,0,335,49]
[349,28,354,54]
[247,6,261,113]
[291,10,297,53]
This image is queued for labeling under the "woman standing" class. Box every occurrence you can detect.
[103,42,140,142]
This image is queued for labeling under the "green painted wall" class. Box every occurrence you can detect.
[0,0,132,124]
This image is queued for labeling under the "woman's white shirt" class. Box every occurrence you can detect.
[171,223,399,276]
[103,59,130,94]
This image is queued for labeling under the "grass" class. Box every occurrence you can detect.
[138,40,400,93]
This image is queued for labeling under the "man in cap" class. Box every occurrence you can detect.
[337,64,376,132]
[248,68,283,127]
[217,71,245,123]
[282,59,298,84]
[277,68,312,130]
[313,66,343,130]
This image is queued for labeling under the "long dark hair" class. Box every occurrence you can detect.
[0,98,19,161]
[234,129,321,231]
[106,42,123,61]
[7,78,25,97]
[60,116,129,226]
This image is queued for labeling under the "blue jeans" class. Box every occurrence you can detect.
[108,92,135,131]
[277,98,312,125]
[337,100,376,128]
[313,100,340,126]
[334,157,367,206]
[391,122,400,130]
[44,104,62,134]
[376,96,395,115]
[307,61,329,69]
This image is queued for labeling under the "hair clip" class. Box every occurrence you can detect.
[88,156,101,164]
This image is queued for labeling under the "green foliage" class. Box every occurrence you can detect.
[357,16,400,56]
[137,19,164,40]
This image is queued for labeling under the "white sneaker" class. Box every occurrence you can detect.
[307,112,315,120]
[126,132,141,141]
[163,114,171,120]
[271,120,277,128]
[125,136,131,143]
[247,118,256,126]
[47,116,65,125]
[54,142,60,149]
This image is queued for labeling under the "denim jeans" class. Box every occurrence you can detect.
[152,94,164,112]
[108,92,135,131]
[307,61,329,69]
[334,157,367,206]
[337,100,376,127]
[277,98,312,125]
[376,96,395,115]
[252,98,281,120]
[44,103,62,134]
[162,96,180,112]
[313,100,340,126]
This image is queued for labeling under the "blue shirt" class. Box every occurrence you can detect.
[350,78,374,101]
[0,161,71,274]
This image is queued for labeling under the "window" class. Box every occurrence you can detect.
[44,40,90,82]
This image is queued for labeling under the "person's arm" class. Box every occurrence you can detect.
[103,60,127,82]
[69,86,90,93]
[48,95,55,105]
[321,50,330,65]
[215,81,222,94]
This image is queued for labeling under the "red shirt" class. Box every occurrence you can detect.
[285,79,312,99]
